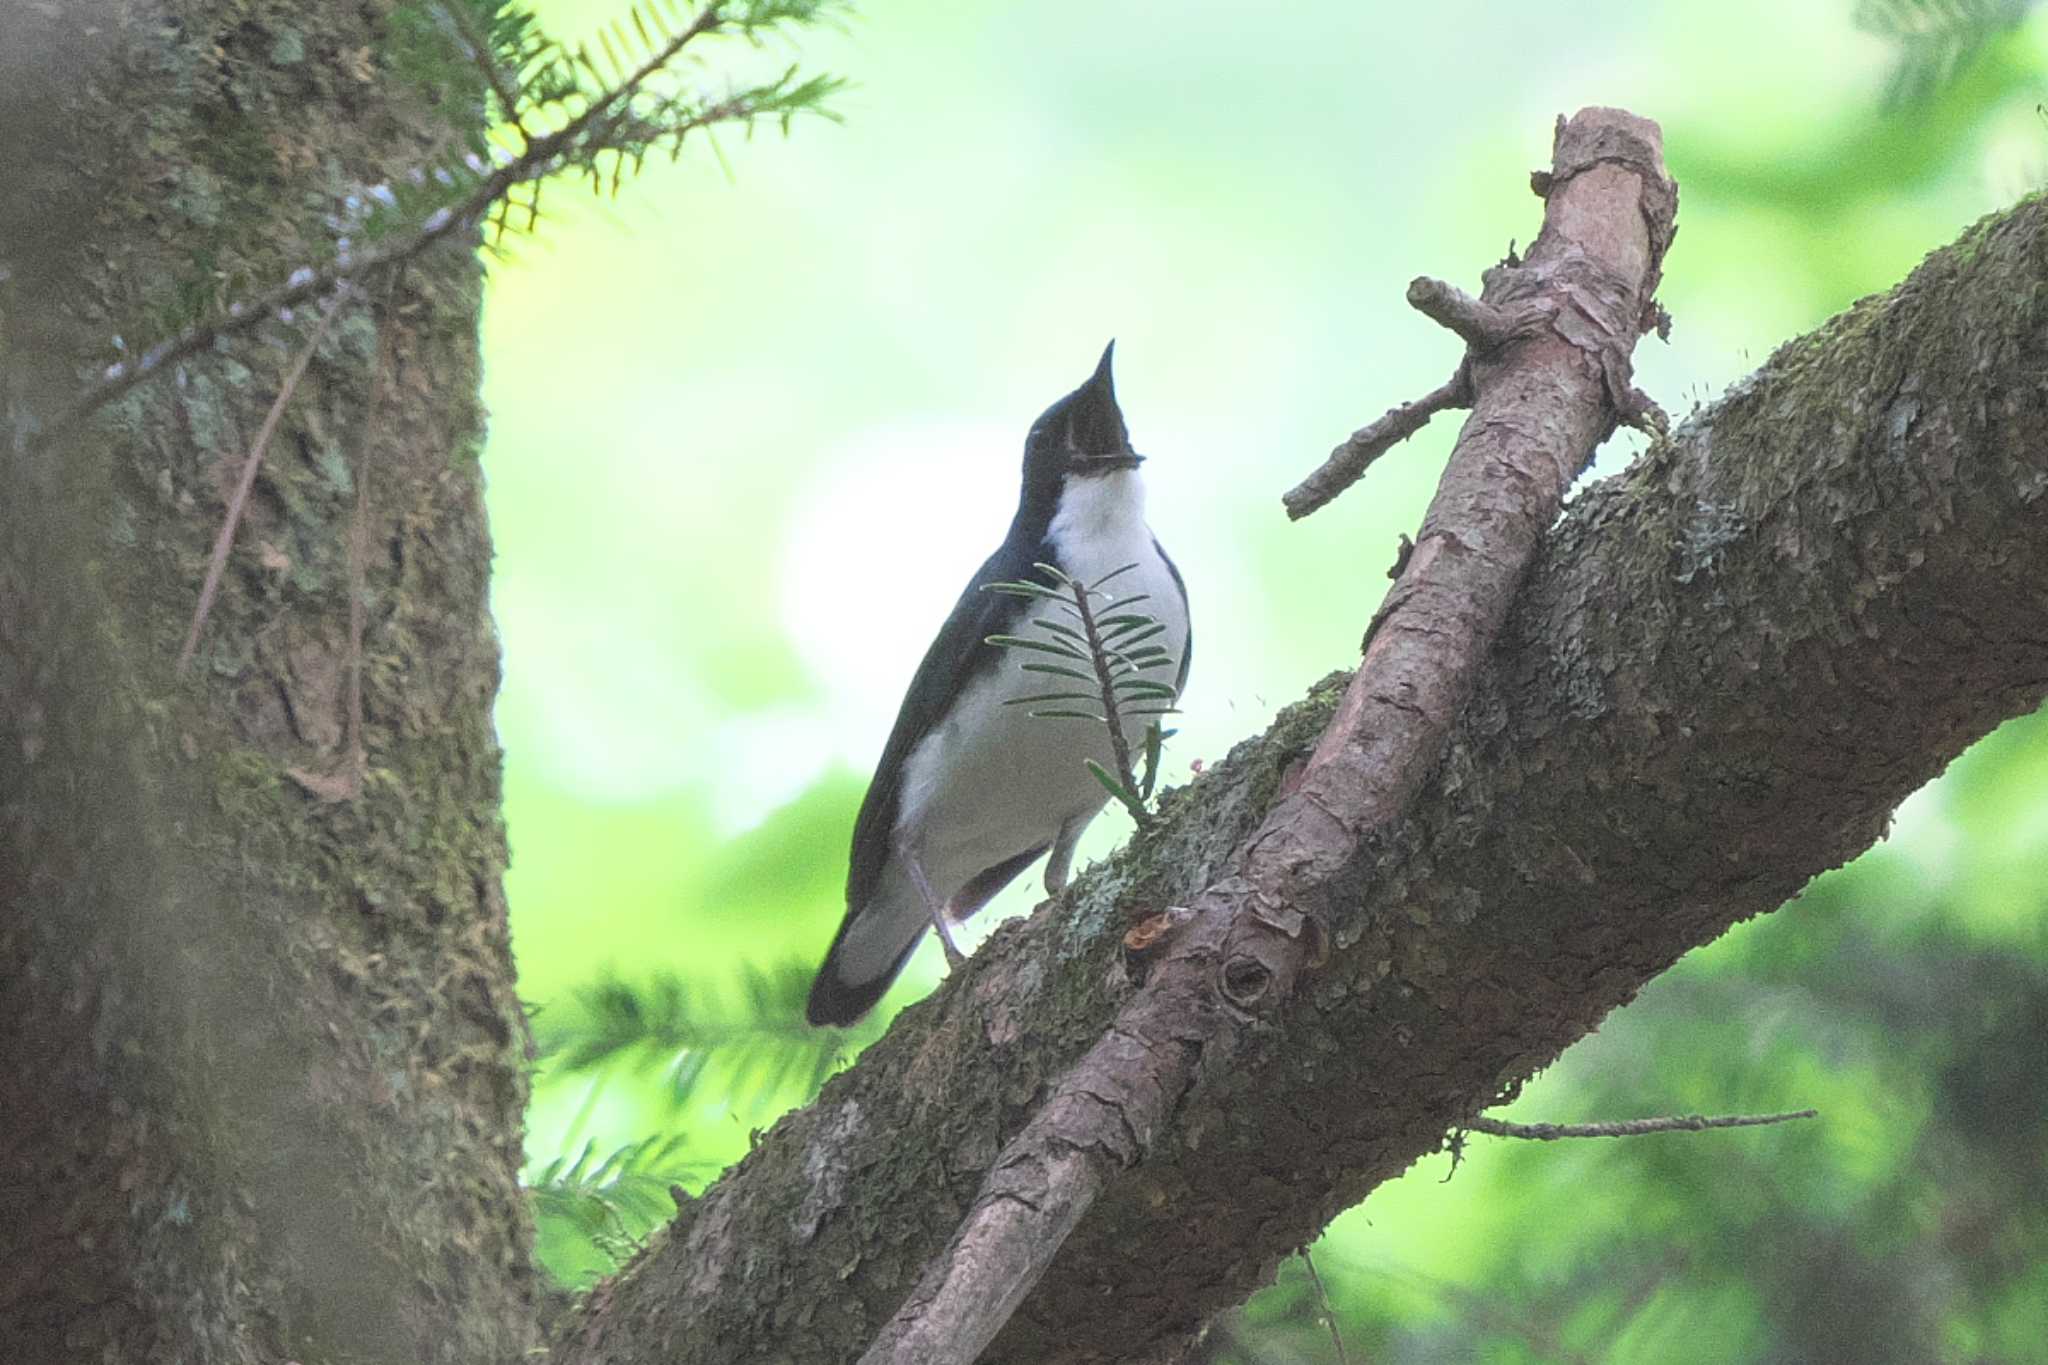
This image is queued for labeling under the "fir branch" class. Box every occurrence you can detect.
[1071,567,1141,817]
[527,1132,715,1276]
[536,961,853,1113]
[984,563,1182,828]
[436,0,529,129]
[1855,0,2038,106]
[41,0,845,447]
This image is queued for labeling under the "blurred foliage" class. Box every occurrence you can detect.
[529,1133,714,1286]
[1857,0,2041,106]
[538,961,846,1112]
[525,961,878,1283]
[492,0,2048,1356]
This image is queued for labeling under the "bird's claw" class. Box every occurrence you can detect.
[929,908,967,971]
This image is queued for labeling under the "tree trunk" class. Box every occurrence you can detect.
[1,5,537,1361]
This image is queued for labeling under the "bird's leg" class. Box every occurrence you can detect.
[898,840,966,970]
[1043,812,1091,894]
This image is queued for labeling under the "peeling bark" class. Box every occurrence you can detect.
[549,194,2048,1363]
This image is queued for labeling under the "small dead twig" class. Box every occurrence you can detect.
[1405,275,1551,350]
[330,271,404,798]
[177,291,351,673]
[1466,1108,1818,1141]
[342,299,386,775]
[1298,1246,1349,1365]
[1283,370,1471,520]
[1287,180,1660,523]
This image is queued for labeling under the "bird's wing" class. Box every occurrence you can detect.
[844,538,1041,912]
[1155,535,1193,696]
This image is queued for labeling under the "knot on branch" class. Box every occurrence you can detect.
[1208,889,1327,1014]
[1406,276,1553,353]
[1218,954,1273,1010]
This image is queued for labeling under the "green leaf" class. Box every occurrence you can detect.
[1003,691,1103,706]
[1031,619,1093,645]
[1089,562,1142,589]
[1140,721,1165,800]
[1021,661,1095,680]
[1031,708,1108,722]
[1085,758,1146,816]
[1106,621,1167,648]
[986,634,1087,659]
[983,580,1068,601]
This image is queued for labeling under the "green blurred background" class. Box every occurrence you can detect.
[481,1,2048,1358]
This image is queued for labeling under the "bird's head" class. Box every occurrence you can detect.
[1019,341,1144,513]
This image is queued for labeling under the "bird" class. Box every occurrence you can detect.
[805,342,1191,1027]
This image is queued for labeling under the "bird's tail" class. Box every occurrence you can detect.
[805,843,1048,1027]
[805,914,923,1027]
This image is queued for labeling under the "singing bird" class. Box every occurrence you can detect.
[805,343,1191,1026]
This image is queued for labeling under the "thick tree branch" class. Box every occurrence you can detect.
[552,175,2048,1365]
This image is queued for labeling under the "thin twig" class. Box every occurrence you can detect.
[1283,370,1470,520]
[1298,1247,1349,1365]
[1466,1108,1818,1141]
[177,292,351,673]
[1281,278,1553,522]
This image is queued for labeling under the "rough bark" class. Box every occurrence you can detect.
[550,194,2048,1363]
[0,5,536,1362]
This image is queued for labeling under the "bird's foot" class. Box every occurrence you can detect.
[928,906,967,971]
[900,843,968,971]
